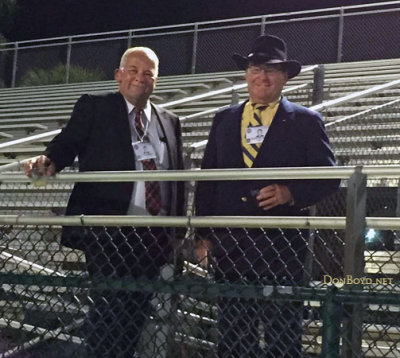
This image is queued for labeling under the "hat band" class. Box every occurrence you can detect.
[248,51,287,61]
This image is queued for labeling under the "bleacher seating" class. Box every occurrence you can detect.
[1,57,400,357]
[0,58,399,167]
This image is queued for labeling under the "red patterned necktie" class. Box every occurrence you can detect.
[134,108,161,215]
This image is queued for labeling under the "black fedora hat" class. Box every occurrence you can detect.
[233,34,302,79]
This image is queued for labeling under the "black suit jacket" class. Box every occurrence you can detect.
[45,92,184,250]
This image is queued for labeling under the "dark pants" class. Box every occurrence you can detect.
[84,288,152,358]
[217,297,303,358]
[82,226,171,358]
[211,228,307,358]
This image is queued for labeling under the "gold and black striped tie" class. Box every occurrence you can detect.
[242,104,267,167]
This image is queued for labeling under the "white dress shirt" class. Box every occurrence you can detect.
[124,98,170,215]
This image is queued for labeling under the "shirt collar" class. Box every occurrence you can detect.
[250,96,281,109]
[123,98,152,122]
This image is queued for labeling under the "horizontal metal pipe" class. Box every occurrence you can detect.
[0,214,398,230]
[0,70,313,151]
[2,165,400,183]
[1,1,398,50]
[0,214,383,230]
[311,78,400,112]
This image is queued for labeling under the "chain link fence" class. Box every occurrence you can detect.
[0,2,399,87]
[0,223,399,357]
[0,168,399,357]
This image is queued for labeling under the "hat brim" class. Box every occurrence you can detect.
[232,53,301,79]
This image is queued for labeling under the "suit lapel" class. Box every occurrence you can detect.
[151,103,176,169]
[113,92,136,163]
[232,102,248,167]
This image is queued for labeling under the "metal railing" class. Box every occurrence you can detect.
[0,1,399,87]
[187,75,400,153]
[0,166,400,357]
[0,65,316,154]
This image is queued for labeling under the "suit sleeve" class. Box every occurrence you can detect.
[45,94,93,172]
[287,113,340,208]
[195,112,220,216]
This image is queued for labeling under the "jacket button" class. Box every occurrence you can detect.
[241,196,247,202]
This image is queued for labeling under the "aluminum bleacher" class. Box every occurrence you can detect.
[0,58,399,167]
[0,57,400,357]
[0,58,398,212]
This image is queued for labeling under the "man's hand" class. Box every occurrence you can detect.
[194,239,213,268]
[24,155,56,178]
[256,183,293,210]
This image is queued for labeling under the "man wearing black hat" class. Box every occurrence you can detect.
[195,35,339,357]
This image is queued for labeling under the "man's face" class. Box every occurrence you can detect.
[115,51,157,107]
[245,63,288,104]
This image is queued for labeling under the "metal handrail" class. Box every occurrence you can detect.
[188,77,400,152]
[162,66,313,109]
[0,67,316,152]
[1,1,399,49]
[0,156,39,173]
[0,215,399,231]
[0,69,398,165]
[180,82,311,122]
[311,78,400,112]
[326,98,400,128]
[0,318,83,357]
[0,251,65,277]
[0,165,399,183]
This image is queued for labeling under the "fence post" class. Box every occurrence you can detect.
[66,37,72,84]
[11,42,18,87]
[342,166,366,357]
[312,65,325,105]
[321,286,342,357]
[337,7,344,63]
[231,90,240,105]
[394,182,400,250]
[191,23,199,74]
[127,30,133,49]
[260,15,267,35]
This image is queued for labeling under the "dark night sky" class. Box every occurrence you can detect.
[6,0,391,41]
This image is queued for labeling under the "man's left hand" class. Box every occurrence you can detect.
[256,184,293,210]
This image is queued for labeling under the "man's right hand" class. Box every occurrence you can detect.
[24,155,56,178]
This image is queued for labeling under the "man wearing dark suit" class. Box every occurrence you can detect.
[25,47,184,357]
[195,35,339,357]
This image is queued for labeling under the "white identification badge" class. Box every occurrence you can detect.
[132,142,157,161]
[246,126,269,144]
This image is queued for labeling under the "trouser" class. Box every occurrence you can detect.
[82,226,170,358]
[216,297,303,358]
[210,228,307,357]
[84,288,152,358]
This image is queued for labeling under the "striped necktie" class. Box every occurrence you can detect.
[134,108,161,215]
[242,104,267,168]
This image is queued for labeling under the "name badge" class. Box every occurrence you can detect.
[246,126,268,144]
[132,142,157,161]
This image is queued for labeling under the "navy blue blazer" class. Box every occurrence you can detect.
[196,97,339,217]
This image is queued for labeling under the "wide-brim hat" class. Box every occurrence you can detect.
[233,34,302,79]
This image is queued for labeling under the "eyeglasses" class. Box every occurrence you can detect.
[247,64,284,75]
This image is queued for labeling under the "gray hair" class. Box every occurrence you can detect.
[119,47,159,77]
